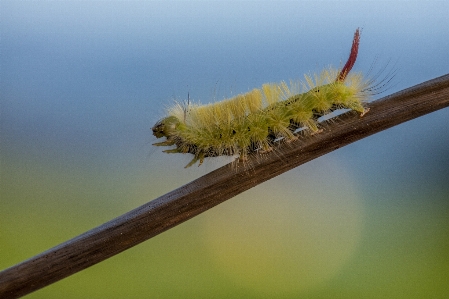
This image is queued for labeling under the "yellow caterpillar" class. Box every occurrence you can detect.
[152,29,372,168]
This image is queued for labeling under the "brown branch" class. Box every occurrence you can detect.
[1,74,448,298]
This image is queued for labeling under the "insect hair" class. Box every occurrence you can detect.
[152,29,391,168]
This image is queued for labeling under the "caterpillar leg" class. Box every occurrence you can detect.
[286,135,298,143]
[360,107,370,117]
[184,152,205,168]
[311,129,324,135]
[163,148,180,153]
[198,155,205,167]
[345,102,369,117]
[303,119,323,135]
[185,155,199,168]
[153,139,176,146]
[238,152,248,162]
[258,144,273,154]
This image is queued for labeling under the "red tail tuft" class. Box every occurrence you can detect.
[337,28,360,82]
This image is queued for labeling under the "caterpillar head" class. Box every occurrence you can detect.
[152,115,180,138]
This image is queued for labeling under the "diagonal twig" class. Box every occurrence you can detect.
[1,74,448,298]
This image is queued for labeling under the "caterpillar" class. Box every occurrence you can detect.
[152,28,374,168]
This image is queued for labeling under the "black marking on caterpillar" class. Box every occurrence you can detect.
[152,28,378,168]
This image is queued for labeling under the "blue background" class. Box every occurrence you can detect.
[1,1,448,298]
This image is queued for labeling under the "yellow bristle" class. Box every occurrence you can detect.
[155,66,371,167]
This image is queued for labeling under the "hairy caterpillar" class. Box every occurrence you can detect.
[153,29,374,168]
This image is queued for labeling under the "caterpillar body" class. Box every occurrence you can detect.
[153,29,372,168]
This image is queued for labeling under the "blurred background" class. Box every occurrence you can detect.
[1,1,448,298]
